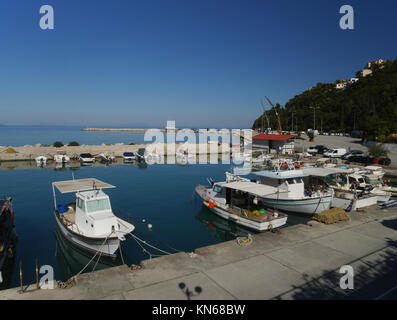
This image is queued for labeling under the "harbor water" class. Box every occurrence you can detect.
[0,125,242,147]
[0,160,309,289]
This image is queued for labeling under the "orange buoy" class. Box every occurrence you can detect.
[206,197,210,202]
[209,202,215,208]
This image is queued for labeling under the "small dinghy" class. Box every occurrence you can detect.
[52,178,135,259]
[123,152,136,162]
[54,151,70,164]
[380,200,397,209]
[79,153,95,165]
[99,153,115,163]
[35,156,47,166]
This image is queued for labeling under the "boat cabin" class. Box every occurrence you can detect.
[74,189,119,236]
[253,170,308,200]
[52,179,121,237]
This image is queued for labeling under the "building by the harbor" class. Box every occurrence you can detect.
[252,133,295,154]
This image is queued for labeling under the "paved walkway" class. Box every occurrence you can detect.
[2,206,397,300]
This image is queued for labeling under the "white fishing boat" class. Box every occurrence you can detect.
[236,167,334,215]
[35,156,47,166]
[325,172,391,203]
[302,167,385,210]
[53,151,70,164]
[354,165,385,184]
[52,178,135,259]
[195,178,287,232]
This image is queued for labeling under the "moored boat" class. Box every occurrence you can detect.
[35,156,47,166]
[0,197,17,285]
[52,178,135,259]
[233,166,334,215]
[54,151,70,164]
[79,153,95,165]
[99,153,115,163]
[195,178,287,232]
[123,152,136,162]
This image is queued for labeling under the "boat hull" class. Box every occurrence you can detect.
[258,195,332,215]
[54,211,120,259]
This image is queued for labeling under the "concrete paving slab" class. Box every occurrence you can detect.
[204,255,304,300]
[72,265,134,299]
[127,252,201,289]
[349,221,397,241]
[266,241,355,278]
[312,229,387,259]
[123,272,236,300]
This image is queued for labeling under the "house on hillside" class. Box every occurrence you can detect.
[252,133,295,155]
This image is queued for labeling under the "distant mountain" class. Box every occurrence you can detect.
[253,59,397,140]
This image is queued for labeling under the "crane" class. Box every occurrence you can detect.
[260,99,270,132]
[265,96,282,134]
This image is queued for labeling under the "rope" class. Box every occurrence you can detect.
[77,230,114,277]
[130,233,173,255]
[118,241,125,265]
[57,230,115,289]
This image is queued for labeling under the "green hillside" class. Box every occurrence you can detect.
[252,59,397,141]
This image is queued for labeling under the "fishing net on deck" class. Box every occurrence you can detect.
[313,208,349,224]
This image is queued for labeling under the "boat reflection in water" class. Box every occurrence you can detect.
[54,227,131,281]
[195,207,256,242]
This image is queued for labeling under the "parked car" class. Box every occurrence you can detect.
[378,157,391,166]
[307,145,329,155]
[341,150,365,160]
[323,148,347,158]
[351,130,363,138]
[345,155,373,164]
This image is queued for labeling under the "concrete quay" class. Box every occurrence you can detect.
[2,205,396,300]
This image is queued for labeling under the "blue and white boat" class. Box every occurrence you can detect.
[123,152,136,162]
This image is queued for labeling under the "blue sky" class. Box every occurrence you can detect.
[1,0,396,128]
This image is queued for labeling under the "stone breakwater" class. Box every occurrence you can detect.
[0,143,232,162]
[82,128,164,132]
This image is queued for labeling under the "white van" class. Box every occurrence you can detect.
[323,148,347,158]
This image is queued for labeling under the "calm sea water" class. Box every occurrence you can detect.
[0,126,149,146]
[0,126,241,147]
[0,160,309,289]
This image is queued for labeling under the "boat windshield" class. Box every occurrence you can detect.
[213,185,223,193]
[86,199,110,213]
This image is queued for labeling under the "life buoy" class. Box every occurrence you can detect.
[209,202,215,208]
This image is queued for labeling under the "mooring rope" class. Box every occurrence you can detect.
[76,230,114,277]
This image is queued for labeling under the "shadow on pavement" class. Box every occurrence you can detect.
[274,239,397,300]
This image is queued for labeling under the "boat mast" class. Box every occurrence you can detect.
[265,96,282,134]
[260,100,270,132]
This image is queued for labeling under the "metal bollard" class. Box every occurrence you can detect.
[19,262,23,293]
[35,259,39,289]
